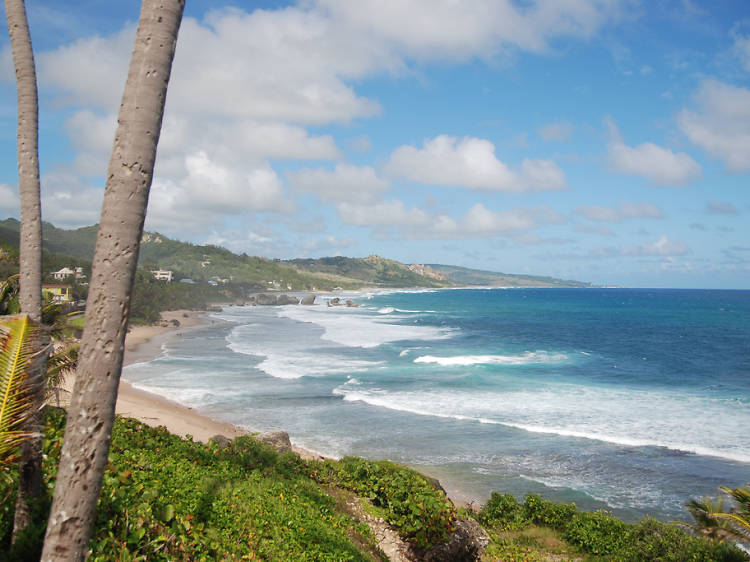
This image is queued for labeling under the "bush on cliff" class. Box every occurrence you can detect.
[478,492,747,561]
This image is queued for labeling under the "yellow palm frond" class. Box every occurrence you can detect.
[0,314,49,466]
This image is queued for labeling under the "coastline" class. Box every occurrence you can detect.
[59,308,325,460]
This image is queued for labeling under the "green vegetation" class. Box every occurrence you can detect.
[1,218,594,291]
[0,315,47,472]
[0,218,97,262]
[311,456,455,549]
[477,492,747,561]
[0,409,459,560]
[129,271,239,324]
[0,409,747,560]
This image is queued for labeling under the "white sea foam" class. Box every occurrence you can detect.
[332,381,750,464]
[378,307,395,314]
[276,305,455,348]
[225,321,383,378]
[413,351,568,366]
[256,354,382,379]
[129,382,238,407]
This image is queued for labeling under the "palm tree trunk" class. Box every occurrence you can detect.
[4,0,45,541]
[40,1,184,560]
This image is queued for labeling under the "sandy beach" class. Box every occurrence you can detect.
[59,310,249,443]
[59,309,322,459]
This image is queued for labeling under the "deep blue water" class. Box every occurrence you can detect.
[123,288,750,521]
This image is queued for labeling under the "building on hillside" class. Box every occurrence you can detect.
[151,270,174,282]
[51,266,86,282]
[42,283,72,303]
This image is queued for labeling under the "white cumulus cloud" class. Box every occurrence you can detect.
[386,135,566,191]
[336,199,564,239]
[289,164,390,204]
[679,79,750,172]
[606,118,701,186]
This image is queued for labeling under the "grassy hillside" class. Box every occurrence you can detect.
[428,264,592,288]
[0,218,98,261]
[0,218,592,289]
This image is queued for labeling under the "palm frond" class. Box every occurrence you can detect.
[0,275,20,316]
[0,314,49,466]
[718,486,750,541]
[45,343,79,395]
[721,486,750,512]
[714,513,750,541]
[672,495,736,543]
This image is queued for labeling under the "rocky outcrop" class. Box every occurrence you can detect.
[423,475,446,495]
[255,293,278,306]
[408,264,447,281]
[300,294,315,305]
[276,294,299,305]
[256,430,293,453]
[421,517,489,562]
[328,297,341,306]
[209,435,232,450]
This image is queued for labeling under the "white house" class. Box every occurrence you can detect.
[51,266,86,282]
[151,270,174,282]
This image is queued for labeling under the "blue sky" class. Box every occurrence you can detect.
[1,1,749,289]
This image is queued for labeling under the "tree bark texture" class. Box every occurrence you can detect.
[41,2,185,560]
[4,0,45,541]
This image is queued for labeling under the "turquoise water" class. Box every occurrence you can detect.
[123,288,750,521]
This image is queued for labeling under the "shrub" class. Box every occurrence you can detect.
[522,493,577,530]
[562,510,630,555]
[315,456,455,549]
[1,410,380,561]
[620,517,748,562]
[479,492,529,530]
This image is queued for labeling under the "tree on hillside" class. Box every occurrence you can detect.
[4,0,47,540]
[41,1,185,559]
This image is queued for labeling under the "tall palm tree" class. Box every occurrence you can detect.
[3,0,46,540]
[41,1,185,560]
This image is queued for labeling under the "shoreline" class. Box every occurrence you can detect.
[60,308,327,460]
[118,306,471,503]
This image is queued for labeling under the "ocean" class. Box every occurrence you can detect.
[123,288,750,522]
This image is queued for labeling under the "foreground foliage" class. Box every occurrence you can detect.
[0,315,48,472]
[310,456,456,549]
[3,409,444,560]
[2,408,747,560]
[478,492,748,561]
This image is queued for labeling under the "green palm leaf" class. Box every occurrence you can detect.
[673,495,736,543]
[0,314,48,467]
[0,274,20,315]
[717,486,750,541]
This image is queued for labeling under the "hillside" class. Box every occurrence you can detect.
[428,264,592,288]
[0,218,98,260]
[0,218,591,289]
[288,255,452,289]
